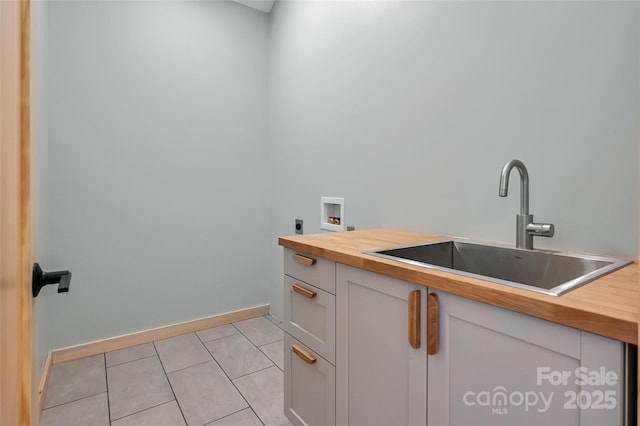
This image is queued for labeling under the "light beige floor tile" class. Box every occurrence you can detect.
[196,324,239,343]
[206,408,263,426]
[234,317,284,347]
[234,366,292,426]
[264,314,283,328]
[42,325,291,426]
[40,393,109,426]
[259,340,284,371]
[43,354,106,409]
[106,342,157,367]
[155,332,212,373]
[168,361,248,426]
[107,356,174,420]
[205,334,273,379]
[111,401,185,426]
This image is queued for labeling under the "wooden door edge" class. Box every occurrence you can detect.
[21,0,34,423]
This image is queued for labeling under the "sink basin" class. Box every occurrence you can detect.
[365,240,632,296]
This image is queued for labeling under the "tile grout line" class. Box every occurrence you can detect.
[40,391,108,413]
[198,321,279,377]
[201,331,266,426]
[212,357,266,426]
[197,333,240,345]
[232,317,283,371]
[152,341,189,426]
[194,326,240,345]
[229,326,279,376]
[256,339,284,370]
[261,315,286,373]
[158,329,263,424]
[200,331,281,373]
[265,314,285,330]
[107,354,175,423]
[229,316,287,423]
[103,354,112,425]
[201,407,259,426]
[233,318,283,354]
[41,354,112,413]
[106,353,157,369]
[232,364,279,381]
[44,317,282,425]
[161,358,213,375]
[110,401,179,425]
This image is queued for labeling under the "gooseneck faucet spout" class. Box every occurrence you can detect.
[498,159,554,250]
[499,159,529,215]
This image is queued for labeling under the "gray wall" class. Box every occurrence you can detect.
[40,0,639,364]
[41,0,271,366]
[267,1,639,319]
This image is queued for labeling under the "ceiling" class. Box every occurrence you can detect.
[231,0,275,13]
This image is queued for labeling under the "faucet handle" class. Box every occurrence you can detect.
[526,222,555,238]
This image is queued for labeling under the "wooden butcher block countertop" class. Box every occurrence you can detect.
[279,229,638,345]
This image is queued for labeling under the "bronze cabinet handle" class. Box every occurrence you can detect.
[292,344,317,364]
[292,253,317,266]
[427,293,439,355]
[292,283,316,299]
[408,290,421,349]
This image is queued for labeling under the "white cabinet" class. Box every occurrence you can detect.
[284,248,335,294]
[284,275,335,364]
[336,264,427,426]
[284,334,336,426]
[427,290,626,426]
[283,249,336,426]
[282,247,630,426]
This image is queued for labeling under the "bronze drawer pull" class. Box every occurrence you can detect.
[427,293,439,355]
[408,290,421,349]
[292,344,317,364]
[292,253,317,266]
[292,283,316,299]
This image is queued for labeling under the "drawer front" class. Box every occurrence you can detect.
[284,248,335,294]
[284,334,336,426]
[284,276,336,364]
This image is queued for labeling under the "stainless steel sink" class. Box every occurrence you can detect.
[365,240,632,296]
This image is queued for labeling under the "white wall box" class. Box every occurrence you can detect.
[321,197,345,232]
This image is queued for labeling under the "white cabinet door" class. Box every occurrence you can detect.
[336,264,427,426]
[427,290,625,426]
[284,334,336,426]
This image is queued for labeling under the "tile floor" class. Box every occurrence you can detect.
[40,315,293,426]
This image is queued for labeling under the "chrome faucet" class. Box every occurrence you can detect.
[499,159,554,249]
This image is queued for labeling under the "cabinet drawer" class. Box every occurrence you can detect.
[284,248,335,294]
[284,276,336,364]
[284,334,336,426]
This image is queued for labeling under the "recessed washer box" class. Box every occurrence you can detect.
[321,196,344,232]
